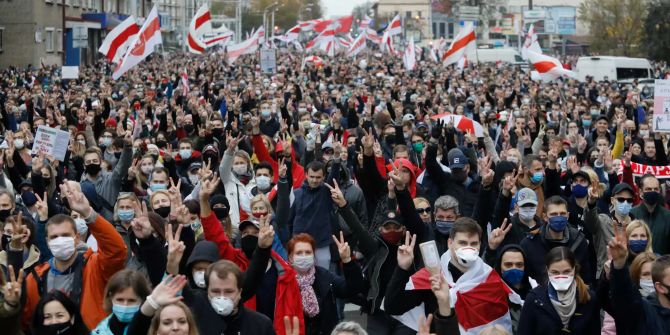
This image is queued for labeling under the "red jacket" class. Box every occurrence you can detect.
[201,213,305,335]
[252,134,305,189]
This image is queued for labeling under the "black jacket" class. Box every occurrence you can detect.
[517,285,601,335]
[425,143,480,218]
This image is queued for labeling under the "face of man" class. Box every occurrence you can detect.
[306,168,324,189]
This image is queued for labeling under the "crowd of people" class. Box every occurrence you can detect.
[0,47,669,335]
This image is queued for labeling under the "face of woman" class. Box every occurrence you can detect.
[152,193,171,210]
[156,305,190,335]
[112,287,141,307]
[629,227,648,242]
[289,241,314,263]
[251,201,268,216]
[547,260,575,277]
[43,300,72,326]
[640,261,653,281]
[118,198,136,212]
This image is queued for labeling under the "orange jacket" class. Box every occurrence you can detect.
[22,213,128,330]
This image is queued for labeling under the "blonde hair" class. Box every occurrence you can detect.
[626,220,654,254]
[148,302,199,335]
[413,197,430,208]
[149,190,171,209]
[478,325,511,335]
[114,192,140,222]
[250,194,274,215]
[630,252,657,285]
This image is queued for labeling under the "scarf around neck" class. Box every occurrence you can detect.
[550,281,577,329]
[296,266,320,318]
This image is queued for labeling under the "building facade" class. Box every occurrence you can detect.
[377,0,432,42]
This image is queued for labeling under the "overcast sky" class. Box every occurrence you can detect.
[321,0,369,18]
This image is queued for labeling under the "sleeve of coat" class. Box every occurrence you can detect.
[201,212,243,261]
[332,261,366,298]
[88,212,128,282]
[383,266,433,315]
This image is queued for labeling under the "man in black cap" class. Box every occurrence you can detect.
[566,169,593,229]
[584,182,636,278]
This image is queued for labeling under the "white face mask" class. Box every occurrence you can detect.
[193,270,206,288]
[549,274,574,291]
[292,255,315,272]
[210,296,235,316]
[639,278,655,297]
[141,165,154,175]
[74,218,88,236]
[13,139,24,150]
[49,236,76,261]
[188,174,199,186]
[256,175,272,191]
[518,207,537,222]
[232,164,248,175]
[454,246,479,268]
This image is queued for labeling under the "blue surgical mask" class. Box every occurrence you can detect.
[629,239,648,253]
[150,183,167,191]
[502,268,524,286]
[117,209,135,221]
[572,184,588,198]
[435,220,454,235]
[112,304,140,323]
[180,149,192,159]
[548,216,568,232]
[531,172,544,184]
[615,201,632,216]
[582,119,592,127]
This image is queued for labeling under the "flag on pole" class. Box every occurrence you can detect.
[386,14,402,36]
[359,15,373,31]
[442,22,476,66]
[113,6,162,80]
[223,26,264,64]
[98,16,139,64]
[313,15,354,34]
[346,33,367,57]
[187,4,211,54]
[457,55,468,71]
[526,50,576,82]
[380,30,395,55]
[284,24,302,42]
[403,37,416,71]
[521,24,541,60]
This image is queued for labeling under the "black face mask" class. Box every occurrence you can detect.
[85,163,101,176]
[184,124,195,134]
[213,207,229,220]
[1,234,11,250]
[451,168,468,184]
[240,235,258,259]
[154,206,171,219]
[0,209,12,222]
[156,140,167,148]
[385,134,395,145]
[114,152,122,159]
[212,128,224,138]
[43,321,72,335]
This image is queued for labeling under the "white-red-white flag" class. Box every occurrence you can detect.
[521,24,542,60]
[403,37,416,71]
[457,55,468,71]
[527,50,577,82]
[402,249,521,334]
[187,3,211,54]
[98,16,139,64]
[380,30,395,55]
[180,71,190,96]
[223,26,263,64]
[203,31,234,47]
[386,14,402,36]
[365,29,381,44]
[113,6,162,80]
[313,15,354,34]
[346,33,367,57]
[284,24,302,42]
[359,15,372,31]
[442,22,476,66]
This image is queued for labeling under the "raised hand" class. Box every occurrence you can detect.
[226,132,244,152]
[388,161,406,190]
[148,275,187,308]
[1,265,24,308]
[608,223,629,270]
[200,175,220,197]
[332,231,351,263]
[165,223,185,274]
[361,128,374,151]
[34,192,49,221]
[59,181,92,218]
[168,178,183,208]
[278,158,288,179]
[198,159,213,182]
[417,314,435,335]
[587,186,601,205]
[397,231,416,271]
[430,273,451,317]
[488,218,511,251]
[9,215,29,250]
[478,155,494,187]
[131,202,153,239]
[325,180,347,208]
[257,215,275,249]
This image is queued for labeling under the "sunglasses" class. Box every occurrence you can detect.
[416,207,432,214]
[615,198,634,204]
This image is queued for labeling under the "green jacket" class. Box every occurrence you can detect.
[630,204,670,254]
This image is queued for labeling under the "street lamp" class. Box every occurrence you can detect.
[271,4,283,38]
[263,2,279,37]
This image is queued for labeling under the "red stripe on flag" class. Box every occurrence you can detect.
[454,270,510,330]
[188,33,205,52]
[205,34,230,45]
[195,12,211,29]
[442,31,475,61]
[533,60,558,73]
[106,24,139,61]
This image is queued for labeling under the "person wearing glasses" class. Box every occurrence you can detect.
[583,183,635,279]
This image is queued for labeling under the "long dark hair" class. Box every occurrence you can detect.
[545,246,591,304]
[31,291,89,335]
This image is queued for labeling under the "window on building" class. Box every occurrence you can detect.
[417,11,422,19]
[45,28,54,52]
[56,29,63,52]
[448,23,454,39]
[432,22,437,38]
[439,22,445,38]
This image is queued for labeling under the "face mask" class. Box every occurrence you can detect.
[49,236,76,261]
[118,209,135,222]
[384,134,395,145]
[240,235,258,259]
[531,171,544,184]
[615,201,632,216]
[114,152,122,159]
[211,128,224,138]
[590,109,599,117]
[211,295,235,316]
[256,176,272,191]
[77,139,86,146]
[572,184,588,198]
[193,270,206,288]
[639,130,650,138]
[643,191,661,206]
[320,119,330,128]
[154,206,171,218]
[74,218,88,236]
[434,220,453,235]
[292,255,315,272]
[639,278,655,297]
[0,209,11,221]
[232,165,248,175]
[547,216,568,232]
[112,304,140,323]
[13,139,25,150]
[549,274,574,291]
[582,120,592,127]
[184,124,195,133]
[100,137,113,147]
[213,207,229,220]
[380,230,404,245]
[518,207,537,222]
[180,149,192,159]
[1,233,11,250]
[190,219,201,231]
[454,246,479,268]
[502,268,524,286]
[141,165,154,175]
[85,163,101,176]
[43,321,72,335]
[150,183,167,192]
[412,142,424,153]
[298,107,307,113]
[261,110,271,119]
[629,239,648,253]
[188,174,200,185]
[156,140,167,148]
